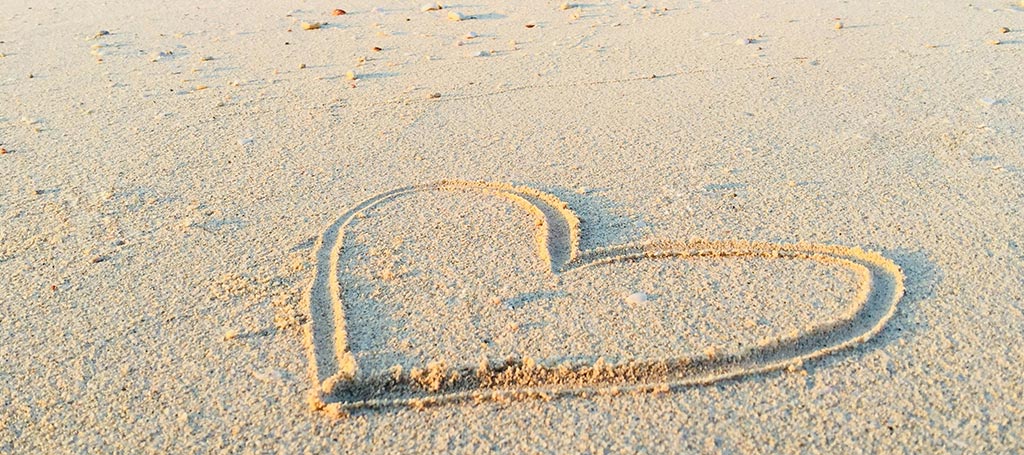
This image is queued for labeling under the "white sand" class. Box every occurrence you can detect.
[2,0,1023,452]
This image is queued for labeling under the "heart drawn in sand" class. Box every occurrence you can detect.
[303,181,904,413]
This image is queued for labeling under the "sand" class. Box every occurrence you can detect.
[1,0,1023,452]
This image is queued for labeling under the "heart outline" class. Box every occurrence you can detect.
[303,180,904,412]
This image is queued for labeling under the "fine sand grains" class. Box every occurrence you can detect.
[3,0,1022,451]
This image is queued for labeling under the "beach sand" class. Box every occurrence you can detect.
[1,0,1023,452]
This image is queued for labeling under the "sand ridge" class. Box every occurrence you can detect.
[302,180,905,414]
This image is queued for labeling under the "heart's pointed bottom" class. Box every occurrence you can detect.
[325,356,705,411]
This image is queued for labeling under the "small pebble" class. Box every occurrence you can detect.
[301,21,322,30]
[200,56,213,62]
[426,92,441,99]
[372,46,382,52]
[464,31,478,39]
[987,39,1001,45]
[525,23,536,28]
[298,63,306,69]
[345,70,357,80]
[332,9,347,16]
[0,148,8,155]
[999,27,1010,33]
[834,21,843,30]
[559,2,572,10]
[625,292,648,305]
[421,3,443,12]
[447,11,464,21]
[736,38,750,45]
[473,50,488,57]
[194,84,208,91]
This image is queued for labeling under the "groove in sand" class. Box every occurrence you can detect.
[303,180,905,413]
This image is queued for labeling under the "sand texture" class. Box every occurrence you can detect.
[2,0,1024,453]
